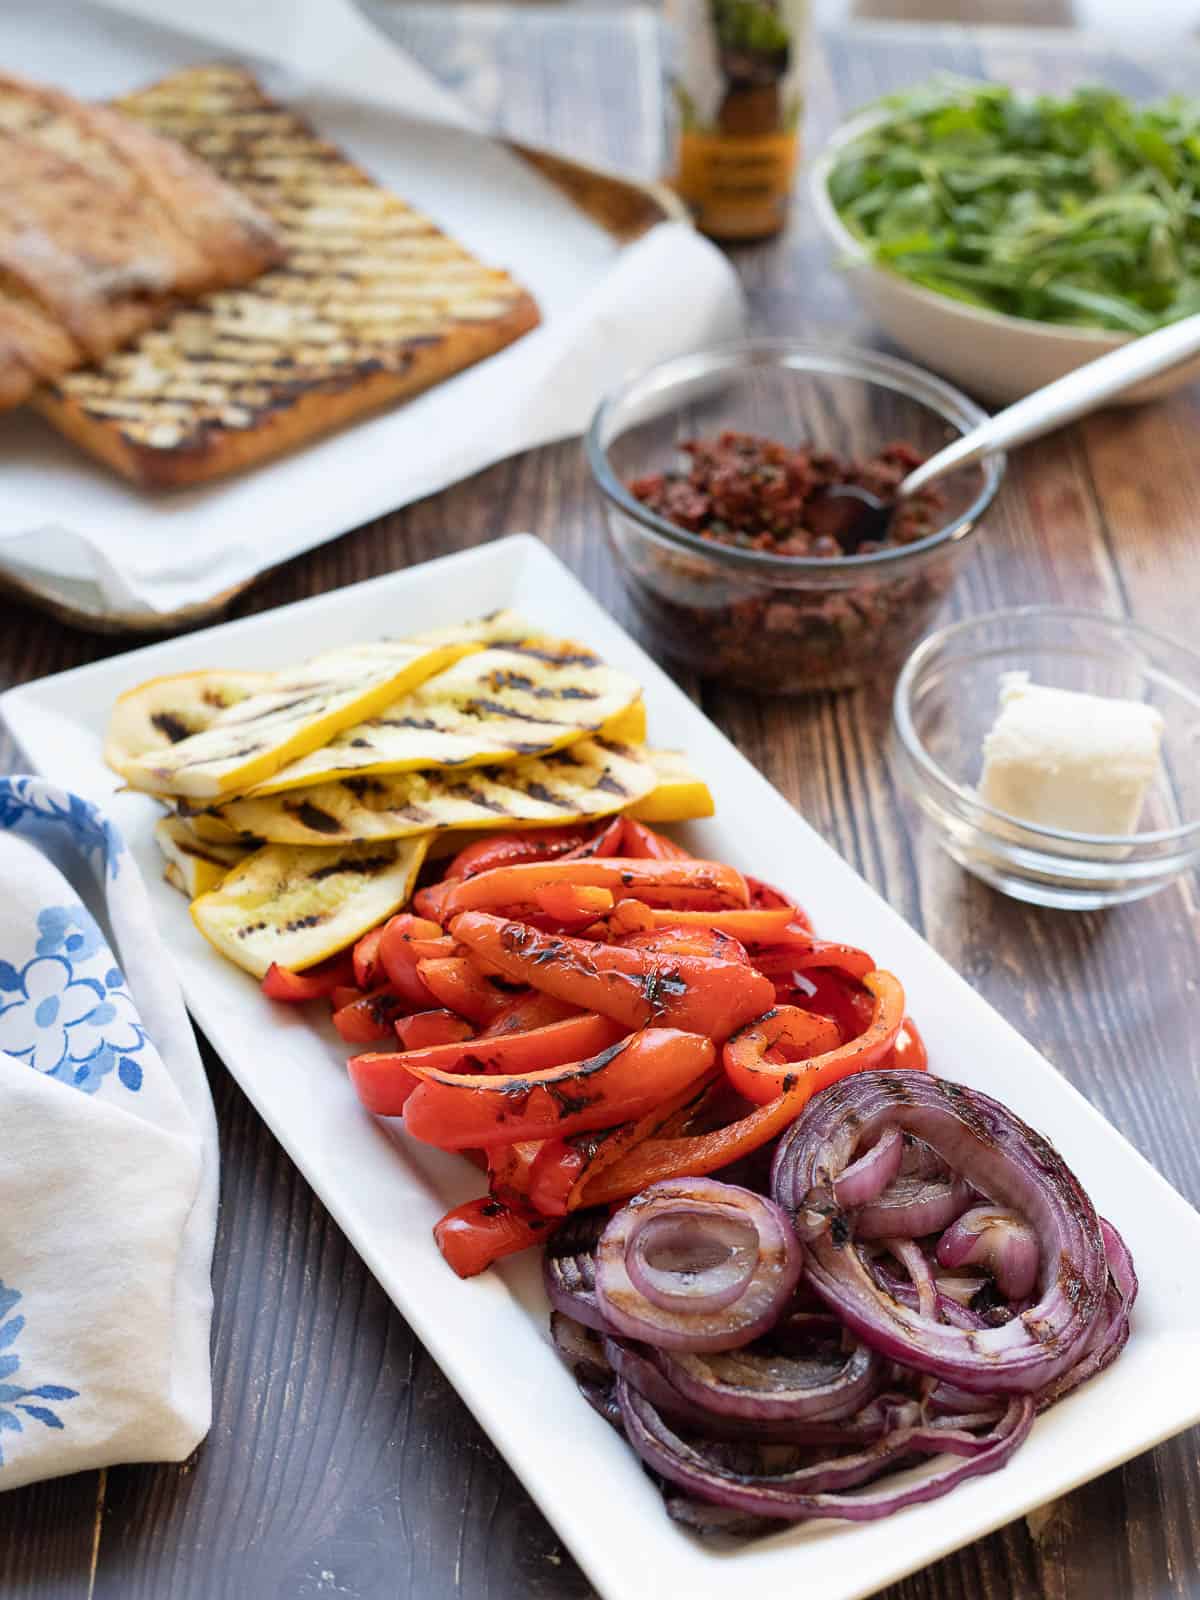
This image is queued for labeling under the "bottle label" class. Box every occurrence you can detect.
[666,0,807,238]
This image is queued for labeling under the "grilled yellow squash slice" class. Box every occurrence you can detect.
[245,632,645,795]
[155,816,254,898]
[627,750,716,824]
[121,639,477,800]
[167,807,254,847]
[105,669,273,782]
[106,612,518,786]
[191,836,429,977]
[205,738,658,845]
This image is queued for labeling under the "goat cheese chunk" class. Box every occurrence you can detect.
[979,671,1164,835]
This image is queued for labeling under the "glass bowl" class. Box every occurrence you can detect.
[893,608,1200,910]
[586,339,1003,694]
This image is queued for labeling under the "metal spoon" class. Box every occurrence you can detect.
[815,312,1200,551]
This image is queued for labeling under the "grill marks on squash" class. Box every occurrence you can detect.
[114,615,715,983]
[207,737,662,845]
[119,637,470,798]
[245,618,644,794]
[104,668,273,783]
[190,835,429,977]
[151,710,193,744]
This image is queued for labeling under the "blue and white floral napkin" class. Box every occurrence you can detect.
[0,778,217,1491]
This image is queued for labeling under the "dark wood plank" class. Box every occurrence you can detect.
[0,12,1198,1600]
[0,1469,101,1600]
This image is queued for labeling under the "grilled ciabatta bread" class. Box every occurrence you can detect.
[33,66,541,488]
[0,71,283,410]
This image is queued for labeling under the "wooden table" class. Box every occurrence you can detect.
[2,11,1198,1599]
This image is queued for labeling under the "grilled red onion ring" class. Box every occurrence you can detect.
[595,1179,802,1352]
[833,1126,904,1208]
[605,1333,908,1444]
[794,1130,973,1243]
[867,1253,998,1328]
[617,1378,1035,1522]
[852,1170,973,1240]
[550,1309,611,1382]
[1035,1217,1137,1410]
[937,1206,1040,1301]
[772,1072,1108,1394]
[648,1311,883,1423]
[543,1209,610,1331]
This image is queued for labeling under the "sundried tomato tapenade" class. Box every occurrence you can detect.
[613,430,960,694]
[627,431,940,557]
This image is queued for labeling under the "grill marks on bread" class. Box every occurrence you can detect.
[33,66,538,483]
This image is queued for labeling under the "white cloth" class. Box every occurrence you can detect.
[0,0,746,624]
[0,779,217,1491]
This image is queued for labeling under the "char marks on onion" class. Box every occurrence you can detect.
[546,1071,1135,1529]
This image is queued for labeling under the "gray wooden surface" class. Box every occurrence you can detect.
[1,10,1198,1599]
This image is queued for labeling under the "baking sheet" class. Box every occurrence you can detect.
[0,0,743,624]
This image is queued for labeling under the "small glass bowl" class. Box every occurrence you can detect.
[586,339,1003,694]
[893,608,1200,910]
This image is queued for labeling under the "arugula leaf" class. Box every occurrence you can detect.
[827,78,1200,331]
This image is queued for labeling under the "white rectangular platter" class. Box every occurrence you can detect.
[4,534,1200,1600]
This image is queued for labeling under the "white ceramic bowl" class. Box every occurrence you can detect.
[810,111,1200,406]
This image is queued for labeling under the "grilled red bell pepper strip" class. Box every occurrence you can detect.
[722,1005,845,1104]
[446,825,603,881]
[347,1050,419,1113]
[329,984,364,1014]
[415,957,519,1026]
[746,875,791,908]
[441,857,749,918]
[636,906,799,941]
[783,968,877,1039]
[332,988,411,1044]
[261,951,356,1002]
[524,1140,585,1218]
[349,1013,625,1116]
[618,818,693,860]
[752,938,876,984]
[403,1027,715,1149]
[394,1010,474,1052]
[412,879,456,923]
[352,926,386,991]
[746,876,811,930]
[450,912,775,1039]
[579,971,907,1203]
[433,1197,553,1278]
[619,926,751,964]
[534,883,615,924]
[598,900,657,938]
[527,1068,719,1216]
[379,914,453,1007]
[560,817,626,860]
[479,990,578,1037]
[411,1013,623,1076]
[487,1139,544,1207]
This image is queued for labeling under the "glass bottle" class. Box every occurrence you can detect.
[665,0,808,241]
